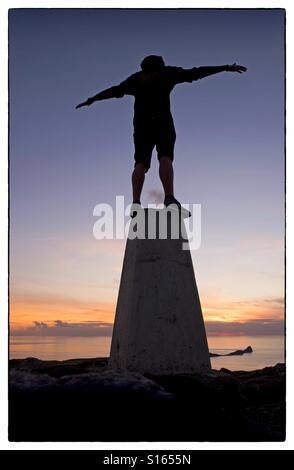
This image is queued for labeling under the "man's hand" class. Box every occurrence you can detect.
[75,97,94,109]
[227,63,247,73]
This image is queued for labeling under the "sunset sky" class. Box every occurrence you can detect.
[9,8,284,337]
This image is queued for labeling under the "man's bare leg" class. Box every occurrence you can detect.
[159,156,174,196]
[132,163,146,203]
[159,156,191,217]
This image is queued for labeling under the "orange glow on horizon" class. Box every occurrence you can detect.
[10,294,115,331]
[9,290,284,335]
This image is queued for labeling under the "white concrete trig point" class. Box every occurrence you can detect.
[109,208,211,375]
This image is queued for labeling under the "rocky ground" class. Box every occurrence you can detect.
[9,356,285,442]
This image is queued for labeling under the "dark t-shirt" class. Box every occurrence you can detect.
[112,65,227,125]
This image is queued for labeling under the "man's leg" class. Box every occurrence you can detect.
[159,156,174,197]
[159,156,191,217]
[132,163,146,203]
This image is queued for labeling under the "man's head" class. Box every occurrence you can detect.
[140,55,165,73]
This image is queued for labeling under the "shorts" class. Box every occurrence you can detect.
[133,115,176,172]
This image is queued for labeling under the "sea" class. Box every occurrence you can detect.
[9,335,285,371]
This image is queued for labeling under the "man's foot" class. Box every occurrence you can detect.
[130,201,142,218]
[164,195,191,218]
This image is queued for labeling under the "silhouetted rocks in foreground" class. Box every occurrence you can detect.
[209,345,253,357]
[9,358,285,442]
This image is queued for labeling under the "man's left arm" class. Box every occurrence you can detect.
[76,74,136,109]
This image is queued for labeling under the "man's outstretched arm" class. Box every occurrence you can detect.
[76,75,135,109]
[75,85,124,109]
[171,62,247,84]
[195,63,247,79]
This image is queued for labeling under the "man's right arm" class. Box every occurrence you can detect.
[169,63,247,84]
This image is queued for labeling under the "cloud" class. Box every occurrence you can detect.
[11,317,285,337]
[233,298,284,307]
[205,319,284,336]
[11,320,113,337]
[146,189,164,205]
[33,321,49,329]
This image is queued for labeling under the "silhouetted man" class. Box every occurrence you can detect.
[76,55,247,216]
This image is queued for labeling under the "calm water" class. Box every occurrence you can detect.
[10,335,285,371]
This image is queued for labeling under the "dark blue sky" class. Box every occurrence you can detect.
[9,9,285,331]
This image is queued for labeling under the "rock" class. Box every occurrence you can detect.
[228,345,253,356]
[209,345,253,357]
[9,358,285,442]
